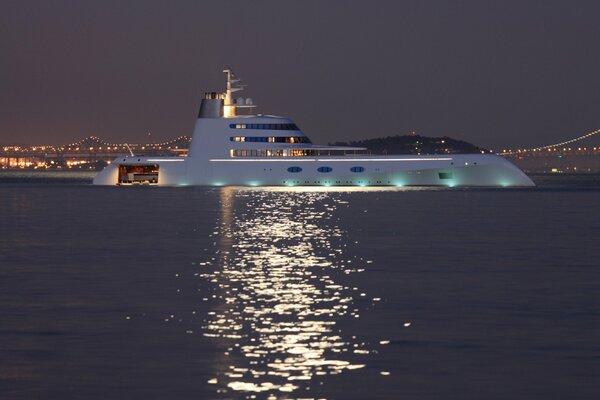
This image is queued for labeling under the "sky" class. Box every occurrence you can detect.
[1,0,599,150]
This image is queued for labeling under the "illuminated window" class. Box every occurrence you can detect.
[229,123,300,131]
[230,149,318,157]
[317,166,332,173]
[230,136,310,143]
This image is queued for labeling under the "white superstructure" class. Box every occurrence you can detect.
[93,69,534,187]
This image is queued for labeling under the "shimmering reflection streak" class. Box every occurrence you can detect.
[202,187,370,396]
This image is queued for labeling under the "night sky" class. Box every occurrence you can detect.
[1,0,599,149]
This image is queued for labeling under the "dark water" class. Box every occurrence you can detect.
[1,172,599,399]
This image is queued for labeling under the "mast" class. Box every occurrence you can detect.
[223,68,242,117]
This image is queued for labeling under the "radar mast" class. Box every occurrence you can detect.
[222,68,254,117]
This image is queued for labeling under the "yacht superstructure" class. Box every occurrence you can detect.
[93,69,534,187]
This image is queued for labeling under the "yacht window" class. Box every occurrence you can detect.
[350,166,365,173]
[230,149,319,157]
[287,167,302,173]
[229,123,300,131]
[439,172,453,180]
[229,136,311,143]
[317,166,333,173]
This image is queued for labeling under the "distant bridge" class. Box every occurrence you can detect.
[2,130,599,172]
[500,128,600,173]
[500,128,600,156]
[1,136,191,168]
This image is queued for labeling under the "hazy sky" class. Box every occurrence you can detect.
[1,0,599,149]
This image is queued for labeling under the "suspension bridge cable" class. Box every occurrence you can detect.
[501,128,600,155]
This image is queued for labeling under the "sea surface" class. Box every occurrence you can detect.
[1,171,599,400]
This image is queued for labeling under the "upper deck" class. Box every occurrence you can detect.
[188,69,365,159]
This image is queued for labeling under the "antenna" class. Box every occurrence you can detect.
[223,68,244,106]
[124,143,135,157]
[221,68,256,117]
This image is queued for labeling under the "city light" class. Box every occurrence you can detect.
[0,135,191,170]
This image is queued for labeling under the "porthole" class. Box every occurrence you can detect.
[287,166,302,173]
[350,166,365,173]
[317,166,332,173]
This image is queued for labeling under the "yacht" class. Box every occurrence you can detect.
[93,69,534,187]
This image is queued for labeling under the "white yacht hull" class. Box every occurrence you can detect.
[93,154,534,187]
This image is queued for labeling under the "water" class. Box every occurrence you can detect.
[1,173,599,399]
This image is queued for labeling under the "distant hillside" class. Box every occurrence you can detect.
[330,135,489,155]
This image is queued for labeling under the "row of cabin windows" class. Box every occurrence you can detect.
[230,136,311,143]
[286,169,454,180]
[230,123,299,130]
[230,149,318,157]
[287,166,366,173]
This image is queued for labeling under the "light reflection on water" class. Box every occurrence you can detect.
[201,187,374,396]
